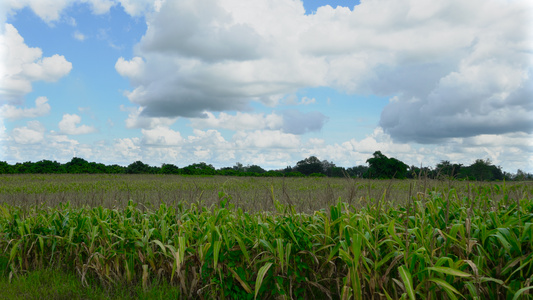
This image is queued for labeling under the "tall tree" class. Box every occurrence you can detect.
[126,161,152,174]
[347,165,369,178]
[65,157,90,173]
[435,160,462,178]
[366,151,408,179]
[295,156,324,176]
[460,159,503,181]
[161,163,180,174]
[181,162,216,175]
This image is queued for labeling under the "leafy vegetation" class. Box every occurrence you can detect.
[0,175,532,299]
[366,151,409,179]
[1,152,531,181]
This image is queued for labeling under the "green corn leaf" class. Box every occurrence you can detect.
[427,266,472,277]
[478,276,505,286]
[9,240,22,263]
[339,249,353,267]
[213,240,222,270]
[259,239,274,253]
[464,281,480,300]
[512,286,533,300]
[351,233,363,269]
[284,242,292,274]
[235,235,250,263]
[428,278,460,300]
[38,235,44,254]
[227,266,252,294]
[255,262,273,300]
[276,239,284,269]
[434,256,454,268]
[398,266,415,300]
[152,239,167,256]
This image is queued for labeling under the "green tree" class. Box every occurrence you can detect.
[246,165,266,174]
[0,161,14,174]
[232,162,245,172]
[460,159,503,181]
[347,165,369,178]
[65,157,90,173]
[106,164,126,174]
[366,151,408,179]
[32,160,64,173]
[181,162,216,175]
[14,162,34,173]
[435,160,462,178]
[295,156,324,176]
[126,161,152,174]
[161,163,180,174]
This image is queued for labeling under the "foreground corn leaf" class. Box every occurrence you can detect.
[255,262,272,300]
[427,266,472,277]
[398,265,416,300]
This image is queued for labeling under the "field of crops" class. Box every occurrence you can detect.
[0,174,532,299]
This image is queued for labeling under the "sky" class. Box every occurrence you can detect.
[0,0,532,173]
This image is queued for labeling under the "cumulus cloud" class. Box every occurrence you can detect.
[0,0,118,25]
[0,24,72,103]
[233,130,300,149]
[115,0,321,118]
[117,0,158,16]
[379,41,533,143]
[2,122,531,172]
[0,96,51,120]
[58,114,97,135]
[82,0,116,14]
[2,0,71,24]
[121,105,177,129]
[189,110,326,134]
[141,126,183,146]
[190,112,283,131]
[0,118,6,141]
[12,120,45,144]
[113,0,531,143]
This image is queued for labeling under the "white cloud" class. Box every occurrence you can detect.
[114,0,531,143]
[121,105,177,129]
[2,123,531,172]
[0,0,118,25]
[12,120,45,144]
[283,95,317,105]
[58,114,97,135]
[16,0,71,24]
[189,110,326,135]
[115,56,145,82]
[0,118,7,141]
[0,96,51,120]
[233,130,300,149]
[73,31,86,41]
[0,24,72,103]
[190,112,283,131]
[141,126,183,146]
[82,0,116,14]
[117,0,157,16]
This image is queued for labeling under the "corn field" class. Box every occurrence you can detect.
[0,175,532,299]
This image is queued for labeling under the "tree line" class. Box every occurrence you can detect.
[0,151,531,181]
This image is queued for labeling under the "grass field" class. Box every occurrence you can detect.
[0,174,532,299]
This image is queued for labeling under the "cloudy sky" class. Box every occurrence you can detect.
[0,0,532,172]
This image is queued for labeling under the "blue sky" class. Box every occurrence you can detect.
[0,0,532,172]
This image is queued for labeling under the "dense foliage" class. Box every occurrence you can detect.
[0,180,532,299]
[0,152,531,181]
